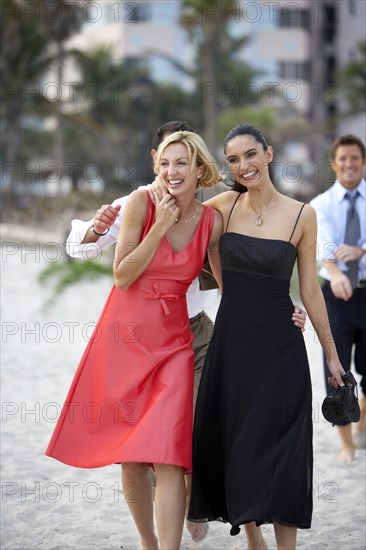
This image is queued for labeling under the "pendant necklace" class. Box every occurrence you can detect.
[175,207,199,223]
[247,191,275,226]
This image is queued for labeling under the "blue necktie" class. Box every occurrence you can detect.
[344,192,360,289]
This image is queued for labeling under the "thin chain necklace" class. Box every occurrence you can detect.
[247,190,275,226]
[175,207,199,224]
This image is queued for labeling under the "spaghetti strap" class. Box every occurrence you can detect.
[226,193,241,232]
[289,203,306,242]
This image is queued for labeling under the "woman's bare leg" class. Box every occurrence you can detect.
[337,424,356,463]
[353,393,366,448]
[273,523,297,550]
[122,462,158,550]
[155,464,186,550]
[184,474,209,542]
[244,522,268,549]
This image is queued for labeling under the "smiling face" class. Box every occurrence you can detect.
[331,144,365,190]
[159,142,203,196]
[225,135,273,188]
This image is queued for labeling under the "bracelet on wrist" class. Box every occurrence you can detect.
[92,225,110,237]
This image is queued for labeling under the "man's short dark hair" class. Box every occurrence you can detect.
[151,121,199,150]
[331,134,366,160]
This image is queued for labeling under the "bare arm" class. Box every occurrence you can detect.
[207,209,224,291]
[80,204,122,244]
[297,205,345,386]
[113,190,178,290]
[203,190,235,212]
[66,199,126,259]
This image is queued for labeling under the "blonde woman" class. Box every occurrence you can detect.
[46,132,222,550]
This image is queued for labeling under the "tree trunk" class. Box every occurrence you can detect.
[202,21,217,154]
[1,106,21,211]
[55,40,64,195]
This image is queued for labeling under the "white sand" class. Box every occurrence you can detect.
[1,242,365,549]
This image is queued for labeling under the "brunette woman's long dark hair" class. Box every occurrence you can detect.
[224,124,275,193]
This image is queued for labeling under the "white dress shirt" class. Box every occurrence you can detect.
[310,178,366,281]
[66,185,219,318]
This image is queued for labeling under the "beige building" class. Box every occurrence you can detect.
[63,1,193,94]
[44,0,364,192]
[231,0,365,192]
[61,1,365,129]
[335,0,366,140]
[309,0,366,185]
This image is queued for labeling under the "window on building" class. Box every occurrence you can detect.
[349,48,357,60]
[124,57,148,71]
[323,4,337,21]
[124,2,151,23]
[279,62,310,80]
[327,104,336,117]
[349,1,356,15]
[277,8,310,30]
[322,4,337,44]
[325,56,336,75]
[324,55,336,86]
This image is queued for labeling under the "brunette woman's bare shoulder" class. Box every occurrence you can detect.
[204,189,239,209]
[277,192,307,211]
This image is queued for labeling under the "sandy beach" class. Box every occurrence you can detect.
[1,239,365,550]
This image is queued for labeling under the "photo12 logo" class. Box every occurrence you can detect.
[1,480,140,504]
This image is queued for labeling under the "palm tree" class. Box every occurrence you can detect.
[39,0,86,191]
[338,41,366,113]
[179,0,258,153]
[147,1,257,153]
[0,0,52,200]
[67,46,154,186]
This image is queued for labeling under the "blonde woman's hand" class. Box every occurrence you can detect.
[149,176,167,201]
[152,191,179,232]
[150,180,168,206]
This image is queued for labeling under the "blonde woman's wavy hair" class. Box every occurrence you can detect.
[154,131,222,188]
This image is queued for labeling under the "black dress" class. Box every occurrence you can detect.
[188,197,313,534]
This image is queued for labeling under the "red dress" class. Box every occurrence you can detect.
[46,193,214,471]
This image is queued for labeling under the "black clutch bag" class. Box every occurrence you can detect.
[322,371,361,426]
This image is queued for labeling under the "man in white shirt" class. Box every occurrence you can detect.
[310,134,366,462]
[66,120,307,542]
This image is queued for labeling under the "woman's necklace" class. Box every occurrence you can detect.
[175,207,199,224]
[247,191,275,226]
